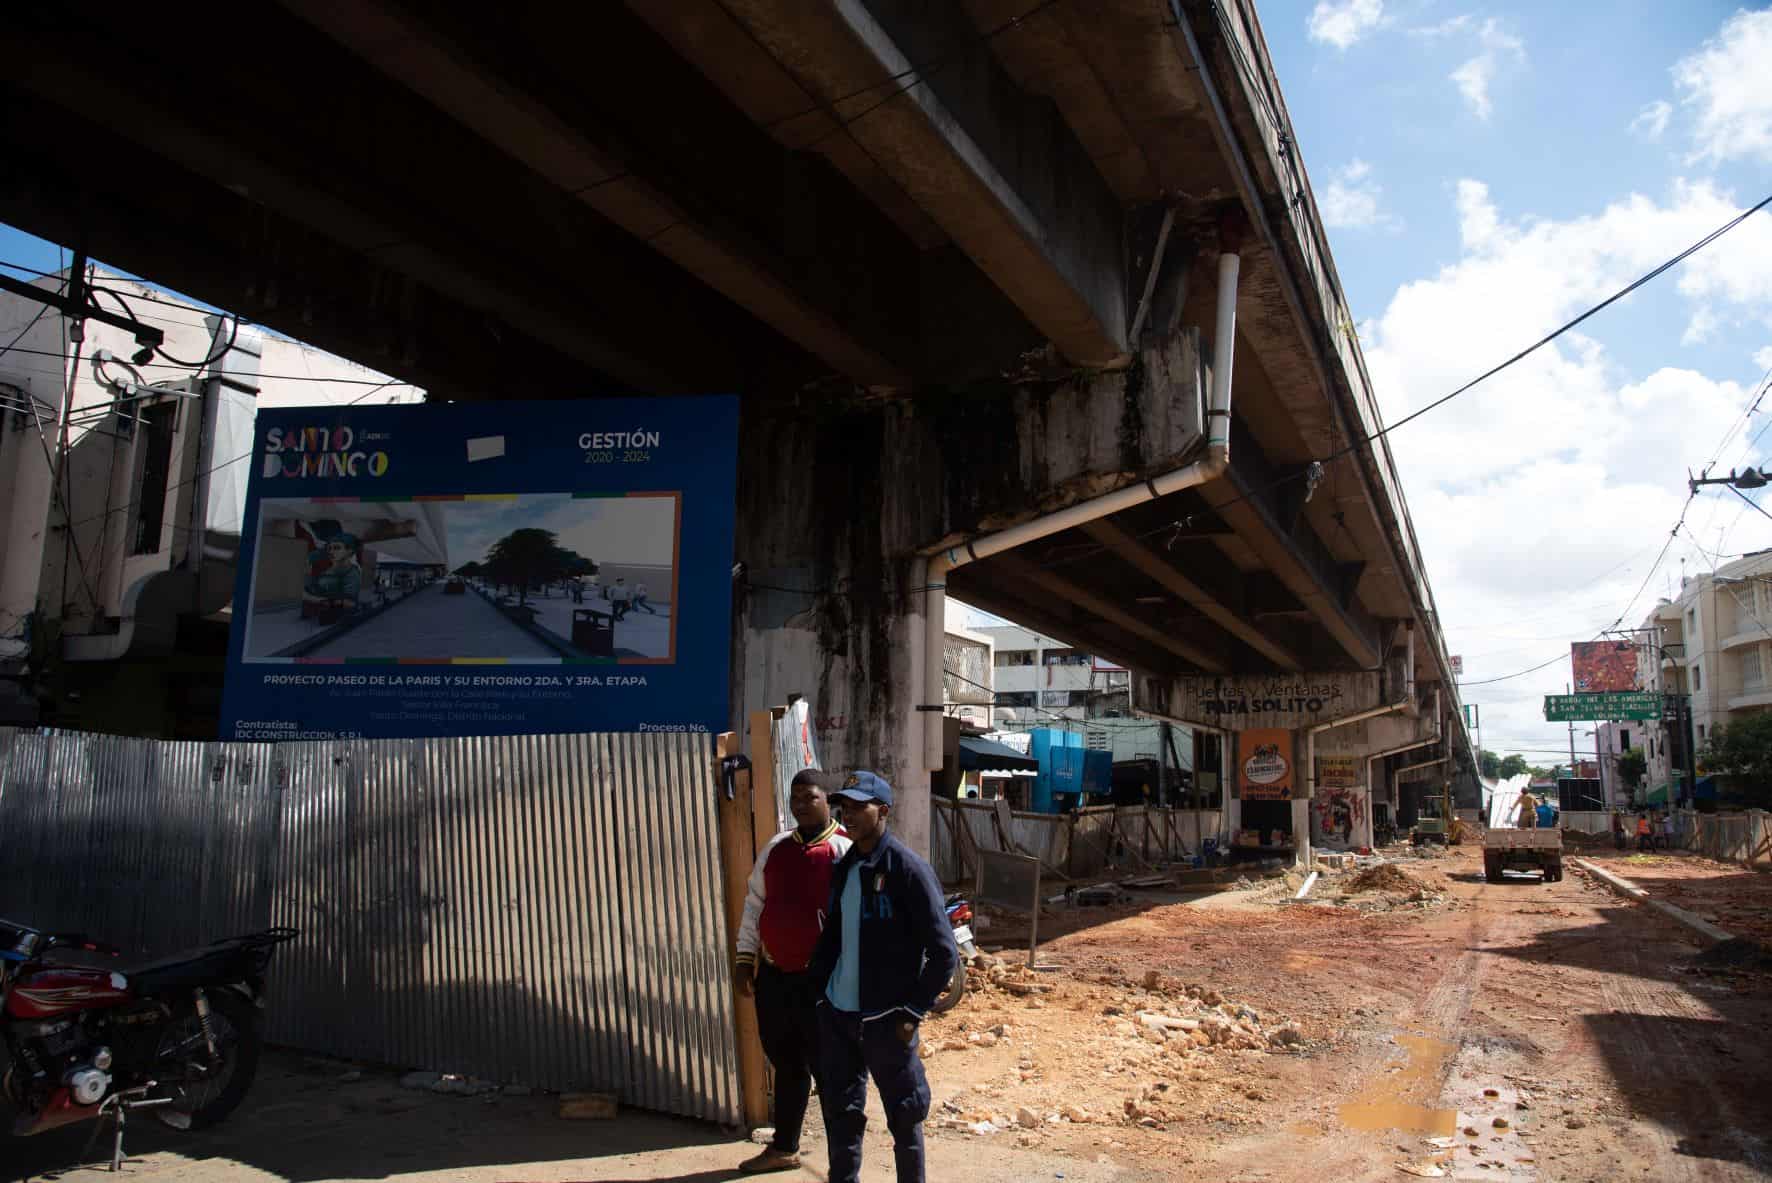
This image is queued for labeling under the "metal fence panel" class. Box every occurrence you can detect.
[0,728,736,1125]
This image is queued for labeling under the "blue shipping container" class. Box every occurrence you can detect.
[1030,729,1088,812]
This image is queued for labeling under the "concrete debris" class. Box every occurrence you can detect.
[429,1074,498,1096]
[749,1126,776,1145]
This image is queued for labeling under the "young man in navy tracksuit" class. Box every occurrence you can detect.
[810,771,958,1183]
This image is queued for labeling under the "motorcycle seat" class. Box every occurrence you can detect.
[121,944,251,996]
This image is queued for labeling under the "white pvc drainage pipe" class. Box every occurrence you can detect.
[921,249,1242,772]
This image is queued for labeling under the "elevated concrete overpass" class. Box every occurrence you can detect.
[1,0,1475,852]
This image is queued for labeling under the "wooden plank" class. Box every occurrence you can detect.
[713,730,770,1130]
[749,709,782,852]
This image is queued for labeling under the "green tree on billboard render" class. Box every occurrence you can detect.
[1698,715,1772,808]
[484,528,592,604]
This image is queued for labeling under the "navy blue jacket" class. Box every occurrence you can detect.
[809,829,959,1022]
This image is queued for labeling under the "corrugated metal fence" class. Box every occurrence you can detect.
[0,728,738,1124]
[931,799,1219,884]
[1674,808,1772,870]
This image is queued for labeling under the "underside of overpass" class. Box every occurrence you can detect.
[2,0,1476,845]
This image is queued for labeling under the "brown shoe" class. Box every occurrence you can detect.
[738,1146,801,1174]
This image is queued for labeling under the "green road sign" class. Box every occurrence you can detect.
[1542,691,1660,722]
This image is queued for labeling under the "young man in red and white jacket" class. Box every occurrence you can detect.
[733,769,851,1175]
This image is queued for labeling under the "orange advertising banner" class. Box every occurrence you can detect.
[1238,728,1294,801]
[1571,640,1637,693]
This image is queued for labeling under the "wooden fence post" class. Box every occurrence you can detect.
[714,731,771,1130]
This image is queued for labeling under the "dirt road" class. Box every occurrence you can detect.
[10,846,1768,1182]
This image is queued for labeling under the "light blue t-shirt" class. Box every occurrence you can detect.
[825,866,862,1011]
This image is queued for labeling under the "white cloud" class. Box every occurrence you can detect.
[1411,15,1472,39]
[1364,178,1772,756]
[1447,19,1525,120]
[1320,159,1398,231]
[1630,99,1672,142]
[1308,0,1384,50]
[1674,8,1772,164]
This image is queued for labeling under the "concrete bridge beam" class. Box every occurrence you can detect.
[714,0,1130,367]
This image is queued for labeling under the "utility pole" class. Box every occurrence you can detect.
[1567,682,1576,778]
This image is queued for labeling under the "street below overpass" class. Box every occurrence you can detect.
[10,845,1766,1182]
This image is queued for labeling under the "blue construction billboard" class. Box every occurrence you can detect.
[218,396,738,740]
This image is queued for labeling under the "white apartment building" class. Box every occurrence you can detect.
[1594,719,1641,810]
[978,624,1102,728]
[971,623,1175,763]
[1636,549,1772,800]
[0,267,424,732]
[942,599,994,730]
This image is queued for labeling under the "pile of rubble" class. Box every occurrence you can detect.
[1337,862,1449,910]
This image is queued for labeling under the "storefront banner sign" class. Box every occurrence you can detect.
[1238,728,1294,801]
[1316,755,1360,789]
[1136,672,1382,730]
[219,396,738,739]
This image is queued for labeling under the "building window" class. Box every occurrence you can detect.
[995,691,1036,708]
[1687,608,1697,635]
[1699,724,1706,742]
[1086,729,1109,750]
[1745,648,1765,690]
[1693,662,1702,692]
[994,651,1034,668]
[131,401,180,555]
[1620,728,1631,750]
[1042,648,1088,666]
[1041,689,1087,707]
[1105,670,1131,688]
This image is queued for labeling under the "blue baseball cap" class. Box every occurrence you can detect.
[830,770,894,808]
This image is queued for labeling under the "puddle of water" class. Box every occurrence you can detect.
[1338,1033,1458,1136]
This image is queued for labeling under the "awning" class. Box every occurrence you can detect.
[959,735,1038,772]
[1645,776,1715,806]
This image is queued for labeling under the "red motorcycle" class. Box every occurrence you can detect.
[1,918,296,1167]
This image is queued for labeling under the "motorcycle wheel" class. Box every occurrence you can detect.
[928,959,968,1014]
[151,990,263,1130]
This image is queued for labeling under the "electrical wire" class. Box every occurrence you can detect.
[89,284,239,369]
[0,344,417,386]
[1725,483,1772,527]
[0,289,57,366]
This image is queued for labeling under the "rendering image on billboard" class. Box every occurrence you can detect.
[241,493,679,663]
[1571,640,1638,693]
[219,396,737,740]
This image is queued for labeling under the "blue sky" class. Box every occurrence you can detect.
[1264,2,1772,760]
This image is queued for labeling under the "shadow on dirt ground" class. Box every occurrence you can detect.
[6,1050,732,1183]
[1478,881,1772,1173]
